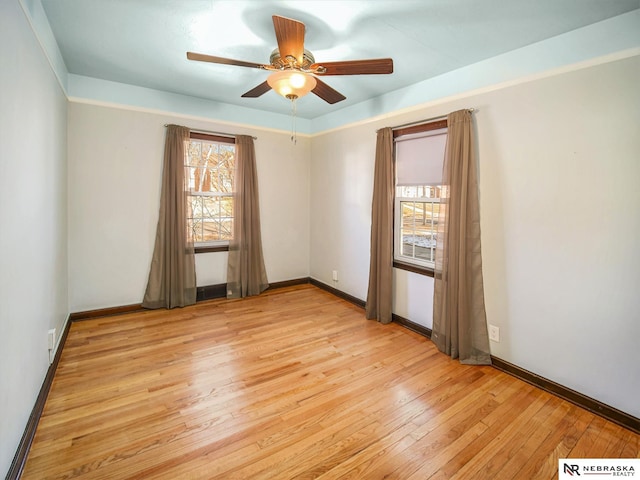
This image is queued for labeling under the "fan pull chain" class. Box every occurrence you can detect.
[290,98,297,145]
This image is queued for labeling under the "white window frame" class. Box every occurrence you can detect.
[394,193,440,269]
[186,135,235,248]
[393,124,447,271]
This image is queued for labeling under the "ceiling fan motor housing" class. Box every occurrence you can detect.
[270,48,317,71]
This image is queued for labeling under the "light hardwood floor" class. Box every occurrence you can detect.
[22,284,639,479]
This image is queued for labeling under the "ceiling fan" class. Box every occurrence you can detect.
[186,15,393,105]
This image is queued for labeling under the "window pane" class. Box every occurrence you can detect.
[399,200,438,265]
[401,229,415,257]
[202,219,220,242]
[220,196,233,217]
[188,195,202,217]
[432,202,440,228]
[202,196,219,217]
[202,142,219,167]
[220,218,233,241]
[397,186,417,198]
[188,218,203,243]
[415,241,432,261]
[190,166,207,193]
[219,169,233,193]
[198,166,214,193]
[220,145,235,169]
[187,141,201,167]
[207,170,220,192]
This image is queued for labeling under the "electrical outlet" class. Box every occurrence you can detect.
[332,270,338,281]
[48,329,56,365]
[489,325,500,342]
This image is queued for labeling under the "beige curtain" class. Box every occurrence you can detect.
[365,127,394,324]
[432,110,491,364]
[227,135,269,298]
[142,125,196,309]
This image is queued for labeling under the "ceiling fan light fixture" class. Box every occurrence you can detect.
[267,70,316,100]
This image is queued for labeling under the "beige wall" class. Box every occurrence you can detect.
[310,55,640,417]
[0,1,68,475]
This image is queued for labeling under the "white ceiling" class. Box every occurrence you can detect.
[40,0,639,120]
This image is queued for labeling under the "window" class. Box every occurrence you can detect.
[186,133,235,246]
[394,121,447,271]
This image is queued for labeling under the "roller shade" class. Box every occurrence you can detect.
[395,129,447,186]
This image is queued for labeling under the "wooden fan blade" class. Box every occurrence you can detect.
[187,52,266,69]
[241,81,272,98]
[312,78,346,104]
[272,15,305,65]
[312,58,394,75]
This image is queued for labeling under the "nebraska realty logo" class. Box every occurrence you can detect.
[559,459,638,478]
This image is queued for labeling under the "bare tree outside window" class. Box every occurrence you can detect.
[186,138,235,244]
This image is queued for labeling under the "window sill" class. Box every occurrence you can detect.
[195,245,229,254]
[393,260,434,278]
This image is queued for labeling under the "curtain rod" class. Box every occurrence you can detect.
[390,108,476,131]
[164,124,257,140]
